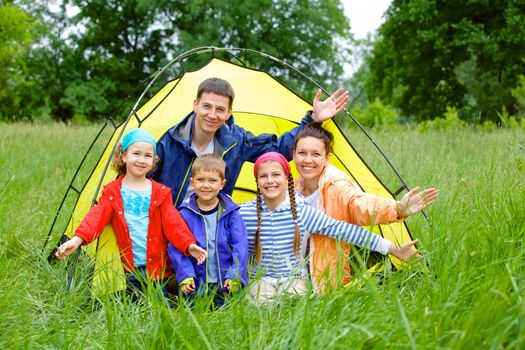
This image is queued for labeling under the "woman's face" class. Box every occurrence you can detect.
[256,160,288,205]
[293,136,330,182]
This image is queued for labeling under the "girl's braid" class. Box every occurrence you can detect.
[255,187,263,264]
[288,173,301,259]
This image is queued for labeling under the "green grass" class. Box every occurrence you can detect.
[1,123,524,349]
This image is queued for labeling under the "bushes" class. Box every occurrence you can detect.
[351,98,400,128]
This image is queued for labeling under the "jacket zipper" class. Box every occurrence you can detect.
[174,157,195,206]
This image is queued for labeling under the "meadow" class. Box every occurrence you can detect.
[1,122,524,349]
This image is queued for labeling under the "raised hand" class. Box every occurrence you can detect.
[312,88,349,122]
[188,243,207,265]
[389,239,421,262]
[398,187,439,218]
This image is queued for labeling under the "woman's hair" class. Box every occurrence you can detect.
[293,122,334,155]
[254,172,301,265]
[111,143,159,177]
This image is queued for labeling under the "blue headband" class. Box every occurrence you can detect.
[121,128,156,154]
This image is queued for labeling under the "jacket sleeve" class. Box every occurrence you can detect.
[327,178,400,226]
[161,193,196,255]
[239,111,314,162]
[224,210,249,286]
[300,204,392,255]
[168,242,196,282]
[74,189,114,245]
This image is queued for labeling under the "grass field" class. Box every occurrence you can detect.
[1,123,524,349]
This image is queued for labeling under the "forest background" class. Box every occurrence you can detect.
[2,0,525,130]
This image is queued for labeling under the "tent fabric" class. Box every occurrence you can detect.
[63,57,413,294]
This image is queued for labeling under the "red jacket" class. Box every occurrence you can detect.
[74,177,196,280]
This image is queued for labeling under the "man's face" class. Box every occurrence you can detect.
[193,92,232,137]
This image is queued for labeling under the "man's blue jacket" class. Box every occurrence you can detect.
[151,110,314,206]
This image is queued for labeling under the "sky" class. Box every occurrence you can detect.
[341,0,392,39]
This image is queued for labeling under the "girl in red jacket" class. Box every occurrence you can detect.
[56,128,207,298]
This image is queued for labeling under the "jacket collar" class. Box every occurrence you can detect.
[104,176,169,207]
[181,191,239,215]
[295,164,349,195]
[169,111,238,153]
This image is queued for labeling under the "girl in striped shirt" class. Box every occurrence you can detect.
[240,152,420,303]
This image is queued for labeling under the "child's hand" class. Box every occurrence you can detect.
[388,239,421,262]
[224,279,241,293]
[55,236,84,259]
[188,243,207,265]
[179,277,195,294]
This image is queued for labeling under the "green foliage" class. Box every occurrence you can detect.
[352,98,399,128]
[512,74,525,119]
[0,2,34,120]
[367,0,525,123]
[417,107,467,132]
[5,0,353,122]
[3,124,525,348]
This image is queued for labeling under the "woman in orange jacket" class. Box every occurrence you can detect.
[293,123,438,292]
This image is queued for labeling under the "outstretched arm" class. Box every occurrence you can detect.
[311,88,349,122]
[397,187,439,218]
[55,236,84,259]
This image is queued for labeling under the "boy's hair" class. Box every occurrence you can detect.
[192,153,226,180]
[197,78,235,109]
[294,122,334,155]
[254,172,301,265]
[111,143,159,176]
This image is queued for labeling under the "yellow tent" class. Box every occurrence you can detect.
[46,51,414,294]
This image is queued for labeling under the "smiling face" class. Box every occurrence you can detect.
[293,136,330,184]
[256,160,288,209]
[190,169,226,207]
[122,141,155,179]
[193,92,232,137]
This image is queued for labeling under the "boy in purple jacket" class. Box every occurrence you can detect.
[168,154,248,308]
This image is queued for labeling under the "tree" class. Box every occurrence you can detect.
[366,0,525,123]
[10,0,353,122]
[0,2,34,120]
[162,0,351,92]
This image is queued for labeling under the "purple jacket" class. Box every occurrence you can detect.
[168,192,248,293]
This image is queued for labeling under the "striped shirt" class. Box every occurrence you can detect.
[240,194,392,280]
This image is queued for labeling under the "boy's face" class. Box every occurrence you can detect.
[190,169,226,203]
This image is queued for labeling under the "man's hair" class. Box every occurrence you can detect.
[196,78,235,108]
[192,153,226,180]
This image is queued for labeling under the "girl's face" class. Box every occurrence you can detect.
[256,160,288,205]
[122,141,155,178]
[293,136,330,182]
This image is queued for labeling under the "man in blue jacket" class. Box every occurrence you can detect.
[151,77,348,206]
